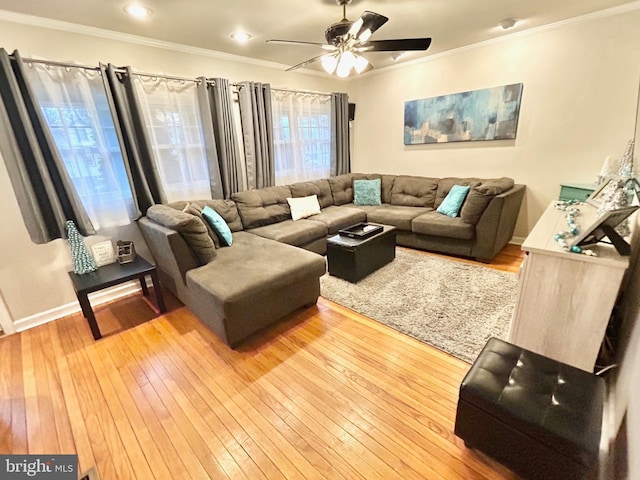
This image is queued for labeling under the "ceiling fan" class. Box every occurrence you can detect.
[266,0,432,77]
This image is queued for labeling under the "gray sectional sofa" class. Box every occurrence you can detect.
[138,172,525,347]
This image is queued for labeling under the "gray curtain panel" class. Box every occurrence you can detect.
[101,64,165,211]
[196,79,224,199]
[331,92,351,177]
[0,49,95,242]
[238,81,275,189]
[201,77,243,199]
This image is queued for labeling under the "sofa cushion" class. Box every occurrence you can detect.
[202,205,233,246]
[412,211,475,240]
[328,173,355,205]
[232,185,292,229]
[146,204,216,264]
[305,205,367,235]
[434,177,482,209]
[390,175,439,207]
[437,185,471,217]
[179,202,220,247]
[289,179,334,209]
[380,174,396,204]
[287,195,321,221]
[366,205,432,231]
[354,178,382,206]
[247,219,328,247]
[460,177,516,225]
[193,199,244,232]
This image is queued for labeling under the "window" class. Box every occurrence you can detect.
[134,78,211,202]
[25,64,136,229]
[271,92,332,185]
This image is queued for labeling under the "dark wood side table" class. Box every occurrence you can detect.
[68,256,166,340]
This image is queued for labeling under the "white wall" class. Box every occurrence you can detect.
[349,8,640,238]
[0,15,351,325]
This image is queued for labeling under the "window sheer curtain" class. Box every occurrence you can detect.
[271,90,332,185]
[0,49,96,241]
[20,55,136,232]
[101,64,164,213]
[3,50,137,236]
[133,76,214,203]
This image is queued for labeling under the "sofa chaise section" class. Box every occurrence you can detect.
[139,206,326,348]
[186,232,326,347]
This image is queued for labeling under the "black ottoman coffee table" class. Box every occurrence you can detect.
[326,223,396,283]
[455,337,605,480]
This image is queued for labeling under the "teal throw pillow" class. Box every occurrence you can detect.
[353,179,381,206]
[201,205,233,246]
[437,185,470,217]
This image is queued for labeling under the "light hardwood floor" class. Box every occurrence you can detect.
[0,245,524,479]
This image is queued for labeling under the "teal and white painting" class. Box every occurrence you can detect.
[404,83,523,144]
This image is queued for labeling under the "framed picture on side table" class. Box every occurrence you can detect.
[90,240,116,267]
[586,177,618,206]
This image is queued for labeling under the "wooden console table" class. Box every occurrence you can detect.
[508,202,630,372]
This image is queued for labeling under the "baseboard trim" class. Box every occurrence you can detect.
[511,236,526,246]
[12,280,146,333]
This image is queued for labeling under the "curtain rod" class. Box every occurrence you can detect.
[20,57,211,84]
[18,57,332,95]
[110,66,214,85]
[271,87,331,96]
[21,57,100,72]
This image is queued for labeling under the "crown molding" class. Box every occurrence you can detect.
[365,0,640,78]
[0,8,329,78]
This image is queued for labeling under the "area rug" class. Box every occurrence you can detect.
[320,249,518,363]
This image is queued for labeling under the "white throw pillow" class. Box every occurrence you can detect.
[287,195,321,221]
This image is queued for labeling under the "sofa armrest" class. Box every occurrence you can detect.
[138,217,200,296]
[472,184,526,261]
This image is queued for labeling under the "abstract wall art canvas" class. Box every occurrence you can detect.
[404,83,523,144]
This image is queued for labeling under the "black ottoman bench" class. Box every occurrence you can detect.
[454,337,605,480]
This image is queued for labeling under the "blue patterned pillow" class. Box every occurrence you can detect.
[353,179,382,206]
[202,205,233,246]
[437,185,470,217]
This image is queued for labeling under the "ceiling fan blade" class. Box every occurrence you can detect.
[349,11,389,41]
[266,39,333,48]
[285,54,326,72]
[358,38,432,52]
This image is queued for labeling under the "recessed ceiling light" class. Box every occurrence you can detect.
[498,18,518,30]
[230,32,252,43]
[124,4,152,18]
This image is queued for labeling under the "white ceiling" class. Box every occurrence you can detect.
[0,0,637,74]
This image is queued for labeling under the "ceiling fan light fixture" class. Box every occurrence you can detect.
[353,55,369,74]
[336,51,356,77]
[358,29,372,43]
[321,54,338,75]
[348,18,364,36]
